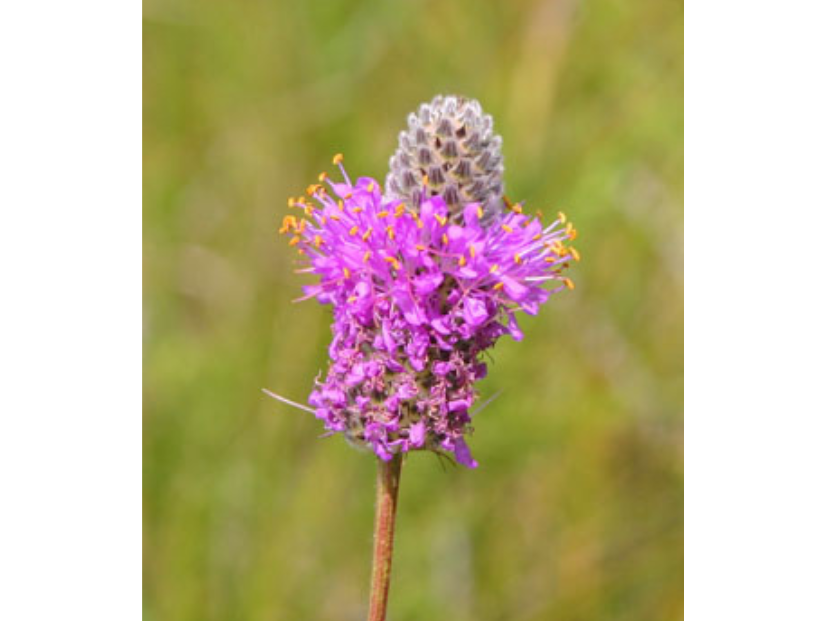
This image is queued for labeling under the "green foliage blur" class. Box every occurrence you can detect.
[144,0,683,619]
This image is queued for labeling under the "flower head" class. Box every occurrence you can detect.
[279,149,578,467]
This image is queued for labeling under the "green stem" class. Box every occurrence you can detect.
[367,454,403,621]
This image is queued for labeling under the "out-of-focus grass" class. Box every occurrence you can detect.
[143,0,683,619]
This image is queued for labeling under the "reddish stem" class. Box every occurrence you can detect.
[367,454,403,621]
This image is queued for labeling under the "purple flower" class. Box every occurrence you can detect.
[278,153,578,468]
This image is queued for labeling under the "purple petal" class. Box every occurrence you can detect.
[454,437,478,469]
[500,275,529,301]
[409,420,426,448]
[413,272,443,295]
[506,311,524,341]
[463,296,489,327]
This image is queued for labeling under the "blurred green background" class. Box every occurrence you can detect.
[144,0,683,619]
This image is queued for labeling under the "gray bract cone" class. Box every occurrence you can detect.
[385,95,505,223]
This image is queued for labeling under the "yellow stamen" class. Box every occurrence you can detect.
[493,282,504,291]
[435,214,447,226]
[511,203,523,214]
[476,206,483,219]
[489,264,500,274]
[570,247,581,262]
[332,153,344,165]
[564,278,575,290]
[318,172,328,182]
[416,217,423,229]
[288,236,300,246]
[469,245,476,258]
[442,233,449,245]
[558,211,567,224]
[362,227,373,241]
[415,244,426,251]
[514,253,522,264]
[352,206,364,214]
[349,225,358,236]
[459,255,467,267]
[329,212,340,221]
[422,173,429,186]
[363,250,372,262]
[288,197,296,208]
[279,215,297,234]
[297,219,307,233]
[377,210,389,218]
[367,182,375,192]
[532,233,542,241]
[501,224,514,234]
[545,256,556,263]
[343,267,351,279]
[386,226,396,241]
[384,256,400,270]
[314,235,322,248]
[394,204,406,217]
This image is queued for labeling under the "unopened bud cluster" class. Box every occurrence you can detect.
[385,95,505,223]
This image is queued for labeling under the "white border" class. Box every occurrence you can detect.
[686,1,827,619]
[0,2,142,619]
